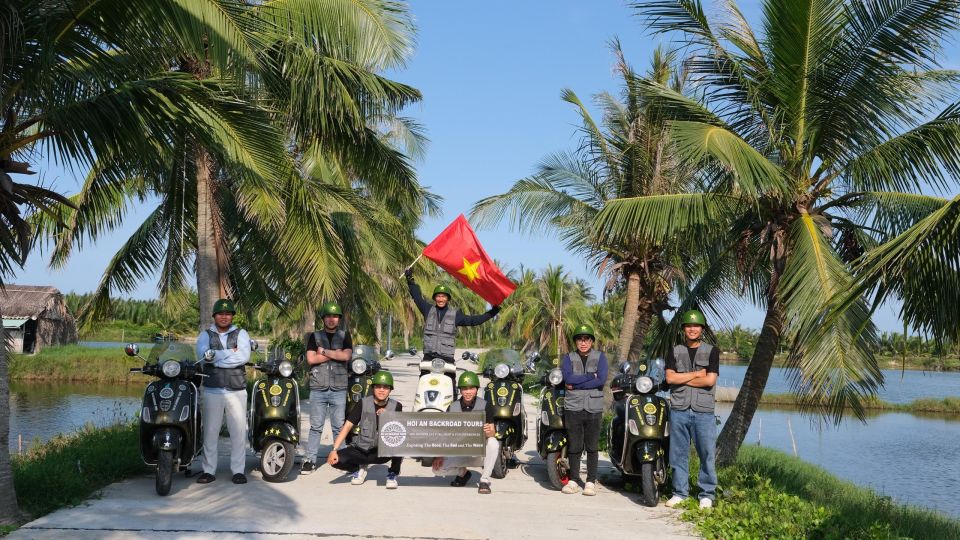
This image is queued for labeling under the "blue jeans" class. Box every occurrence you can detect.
[304,389,346,461]
[669,408,718,501]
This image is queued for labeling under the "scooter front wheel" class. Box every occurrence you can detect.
[156,449,174,496]
[545,451,568,490]
[260,438,295,482]
[492,445,510,479]
[639,461,660,507]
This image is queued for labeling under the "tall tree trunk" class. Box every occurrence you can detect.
[375,314,383,354]
[0,309,22,524]
[616,270,642,361]
[715,300,785,466]
[195,145,220,329]
[301,304,315,337]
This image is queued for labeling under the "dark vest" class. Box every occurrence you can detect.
[309,330,348,390]
[668,343,716,413]
[203,328,246,390]
[563,350,605,413]
[423,306,457,360]
[449,396,486,415]
[352,395,399,452]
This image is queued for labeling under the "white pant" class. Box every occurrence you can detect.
[433,437,500,483]
[201,389,247,475]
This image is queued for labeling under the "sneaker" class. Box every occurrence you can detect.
[582,482,597,496]
[699,498,713,509]
[386,472,399,489]
[231,473,247,484]
[300,460,315,475]
[350,466,368,485]
[561,482,582,494]
[665,495,686,508]
[196,473,216,484]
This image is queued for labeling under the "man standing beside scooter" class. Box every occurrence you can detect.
[301,302,353,475]
[195,298,251,485]
[431,371,499,494]
[560,324,608,496]
[327,371,403,489]
[664,309,719,510]
[405,268,499,389]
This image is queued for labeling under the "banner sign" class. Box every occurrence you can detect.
[377,411,485,457]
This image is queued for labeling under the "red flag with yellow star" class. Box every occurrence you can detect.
[422,214,516,305]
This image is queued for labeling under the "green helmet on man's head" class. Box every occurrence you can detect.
[572,324,595,341]
[320,302,343,317]
[371,370,394,389]
[457,370,481,388]
[212,298,236,315]
[432,285,453,300]
[679,309,707,327]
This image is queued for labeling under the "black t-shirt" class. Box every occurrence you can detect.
[345,399,403,425]
[306,330,353,352]
[665,344,720,374]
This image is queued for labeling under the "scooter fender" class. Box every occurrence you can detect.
[634,439,664,463]
[541,430,568,456]
[253,420,298,449]
[493,419,518,442]
[152,428,182,453]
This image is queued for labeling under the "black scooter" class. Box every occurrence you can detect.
[609,358,669,507]
[534,353,570,490]
[248,341,301,482]
[482,349,532,478]
[126,342,206,496]
[344,344,385,443]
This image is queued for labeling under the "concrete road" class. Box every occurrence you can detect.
[11,349,696,540]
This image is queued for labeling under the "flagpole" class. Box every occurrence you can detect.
[398,253,423,278]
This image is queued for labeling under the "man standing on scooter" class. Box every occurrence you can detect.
[195,298,251,485]
[431,371,499,494]
[301,302,353,475]
[327,371,403,488]
[664,309,719,510]
[560,324,608,496]
[405,268,499,389]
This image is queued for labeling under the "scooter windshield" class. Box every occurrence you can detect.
[147,342,196,365]
[352,344,378,365]
[480,349,522,371]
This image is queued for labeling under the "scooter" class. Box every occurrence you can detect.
[248,341,300,482]
[344,344,384,443]
[411,355,457,412]
[125,342,206,496]
[534,353,570,490]
[609,358,669,507]
[482,349,530,478]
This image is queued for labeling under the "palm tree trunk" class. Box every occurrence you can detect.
[0,309,22,524]
[617,270,641,361]
[715,300,785,466]
[194,145,230,328]
[375,314,383,354]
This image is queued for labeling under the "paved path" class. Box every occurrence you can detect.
[11,349,696,539]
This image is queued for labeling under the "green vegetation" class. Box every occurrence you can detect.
[745,393,960,416]
[9,346,151,383]
[12,422,148,520]
[680,446,960,539]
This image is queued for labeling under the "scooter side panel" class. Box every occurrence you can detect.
[250,377,300,451]
[252,420,299,448]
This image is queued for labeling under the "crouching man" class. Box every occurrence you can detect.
[327,371,403,489]
[431,371,499,494]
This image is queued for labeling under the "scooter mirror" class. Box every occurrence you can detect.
[124,343,139,357]
[408,347,417,356]
[619,362,631,374]
[653,358,665,371]
[204,350,216,361]
[384,350,395,360]
[461,351,471,360]
[250,340,259,351]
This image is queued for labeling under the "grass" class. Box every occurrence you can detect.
[742,393,960,415]
[9,345,154,383]
[11,422,149,521]
[677,446,960,539]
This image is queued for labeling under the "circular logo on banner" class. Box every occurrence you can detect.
[269,385,282,396]
[496,387,509,397]
[380,421,406,447]
[643,403,657,414]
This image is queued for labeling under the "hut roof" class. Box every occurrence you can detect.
[0,285,65,319]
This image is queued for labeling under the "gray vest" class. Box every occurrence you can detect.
[563,350,605,413]
[669,343,716,413]
[203,328,246,390]
[449,396,486,415]
[423,306,457,360]
[352,395,399,452]
[308,330,349,390]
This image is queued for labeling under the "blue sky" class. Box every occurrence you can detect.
[13,1,959,332]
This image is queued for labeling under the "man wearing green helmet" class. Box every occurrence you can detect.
[301,301,354,474]
[405,268,500,389]
[327,370,403,488]
[664,309,719,510]
[431,371,500,494]
[559,323,608,496]
[195,298,251,485]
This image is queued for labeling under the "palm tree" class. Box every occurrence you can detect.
[596,0,960,464]
[471,44,693,366]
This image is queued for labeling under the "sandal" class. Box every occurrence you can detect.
[450,470,472,487]
[478,481,491,494]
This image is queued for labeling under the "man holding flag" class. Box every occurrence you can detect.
[404,215,516,388]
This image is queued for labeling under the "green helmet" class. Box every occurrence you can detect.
[679,309,707,327]
[371,370,394,388]
[320,302,343,317]
[572,324,595,341]
[457,370,481,388]
[432,284,453,300]
[212,298,236,315]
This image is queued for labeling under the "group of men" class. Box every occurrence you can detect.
[193,268,719,507]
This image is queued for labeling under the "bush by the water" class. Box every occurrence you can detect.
[12,422,149,519]
[9,345,152,383]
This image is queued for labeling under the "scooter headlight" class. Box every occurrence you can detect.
[494,363,509,379]
[279,360,294,378]
[635,376,654,394]
[351,358,368,375]
[161,360,181,378]
[431,358,446,373]
[547,368,563,386]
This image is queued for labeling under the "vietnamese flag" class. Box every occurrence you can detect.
[422,214,516,305]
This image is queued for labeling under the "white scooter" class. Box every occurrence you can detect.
[410,356,457,412]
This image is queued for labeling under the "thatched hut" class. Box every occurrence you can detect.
[1,285,78,353]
